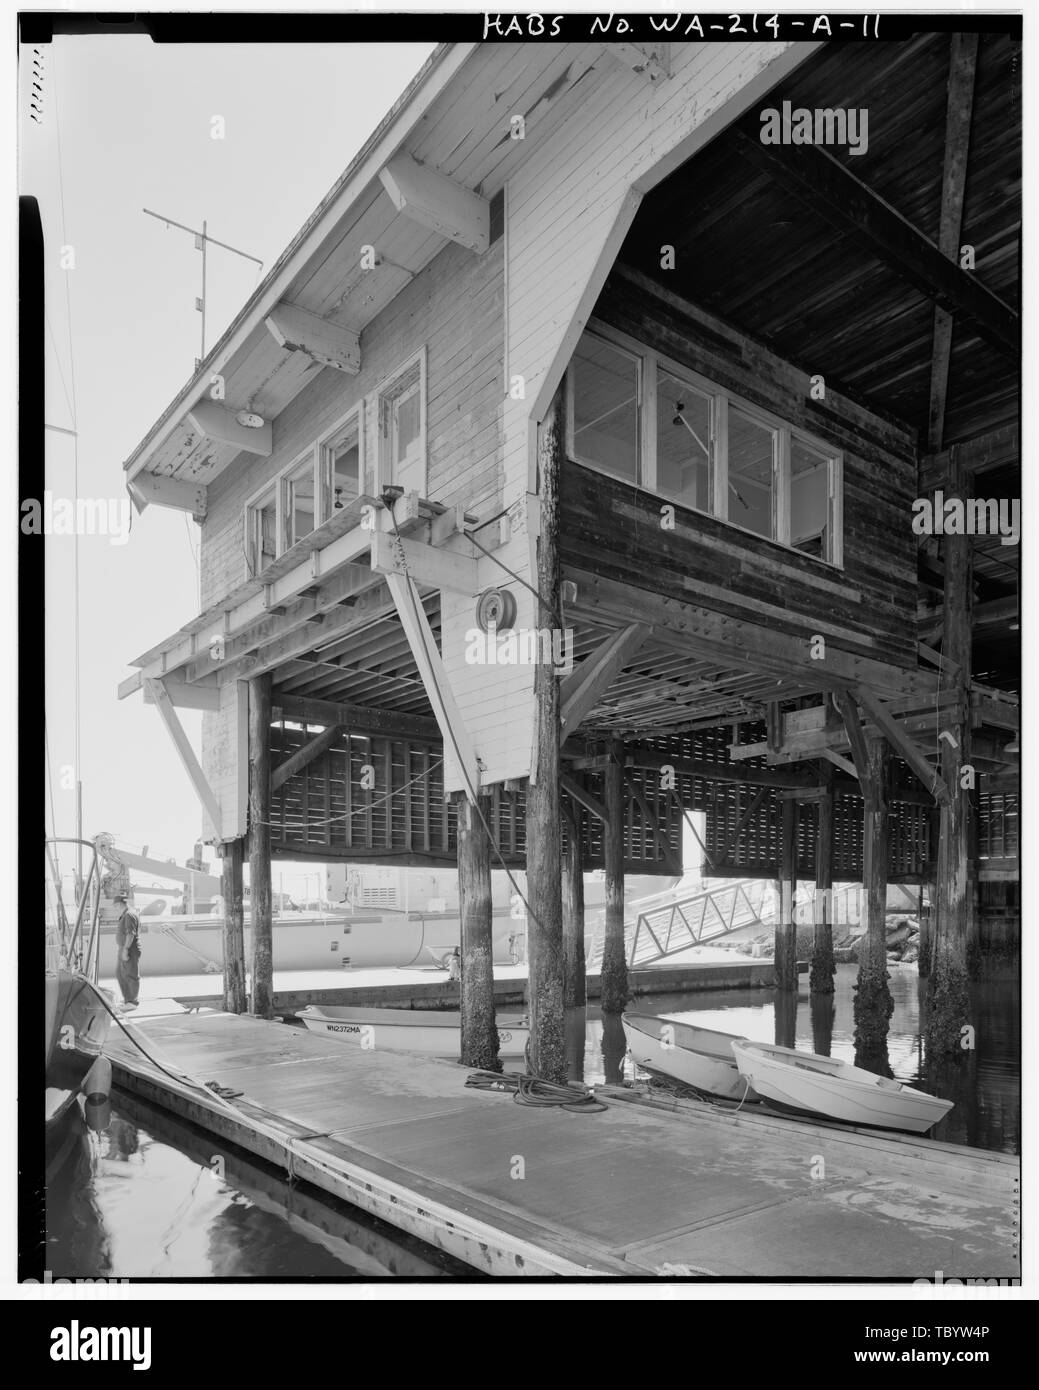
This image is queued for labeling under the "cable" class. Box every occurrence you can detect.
[463,526,564,631]
[254,756,444,831]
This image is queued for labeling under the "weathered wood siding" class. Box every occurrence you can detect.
[200,680,249,841]
[561,272,920,671]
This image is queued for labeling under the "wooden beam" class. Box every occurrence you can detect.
[560,771,608,825]
[560,797,586,1007]
[810,762,835,994]
[379,152,489,254]
[920,423,1018,491]
[248,674,274,1018]
[143,677,223,833]
[221,838,247,1014]
[143,676,221,713]
[383,569,480,797]
[264,302,361,374]
[627,780,682,874]
[186,400,272,455]
[713,785,767,869]
[854,686,949,804]
[370,530,478,594]
[927,33,979,452]
[127,471,207,517]
[559,623,648,736]
[734,131,1019,358]
[774,799,798,991]
[836,690,876,808]
[272,692,439,742]
[820,748,858,779]
[271,723,343,793]
[455,792,500,1070]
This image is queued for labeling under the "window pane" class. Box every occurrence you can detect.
[284,458,316,548]
[656,372,711,512]
[791,439,831,559]
[327,430,360,513]
[728,408,775,539]
[394,388,421,467]
[571,335,638,483]
[252,491,277,571]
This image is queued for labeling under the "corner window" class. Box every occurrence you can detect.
[566,325,843,566]
[379,351,426,494]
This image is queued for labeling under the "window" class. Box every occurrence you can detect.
[570,336,640,483]
[379,352,426,493]
[282,454,317,550]
[321,410,361,517]
[566,325,843,566]
[247,485,277,575]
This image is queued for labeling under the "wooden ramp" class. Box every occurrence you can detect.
[107,1011,1019,1279]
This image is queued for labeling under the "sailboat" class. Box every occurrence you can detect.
[46,838,114,1132]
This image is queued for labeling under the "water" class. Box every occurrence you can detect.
[46,962,1018,1278]
[45,1097,469,1279]
[573,963,1020,1155]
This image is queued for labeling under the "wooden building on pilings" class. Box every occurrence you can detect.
[119,34,1019,1076]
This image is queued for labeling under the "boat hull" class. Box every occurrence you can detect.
[731,1040,954,1134]
[622,1012,756,1101]
[299,1005,529,1057]
[45,971,113,1129]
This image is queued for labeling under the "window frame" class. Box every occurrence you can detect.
[244,480,279,577]
[566,320,844,569]
[377,347,427,495]
[318,402,365,521]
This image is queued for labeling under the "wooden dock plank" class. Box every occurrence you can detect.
[107,1011,1019,1280]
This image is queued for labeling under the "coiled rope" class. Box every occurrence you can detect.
[465,1070,608,1113]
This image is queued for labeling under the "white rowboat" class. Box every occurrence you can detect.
[622,1012,758,1101]
[299,1004,529,1057]
[731,1039,954,1134]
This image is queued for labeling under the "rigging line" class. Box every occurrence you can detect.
[52,47,82,807]
[44,308,74,423]
[254,757,444,831]
[463,527,563,630]
[390,509,548,949]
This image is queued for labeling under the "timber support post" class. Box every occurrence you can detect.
[810,763,836,994]
[929,443,975,1049]
[854,730,893,1049]
[248,672,274,1019]
[600,738,629,1013]
[455,792,500,1071]
[774,798,798,991]
[525,390,566,1083]
[561,796,587,1007]
[221,837,247,1014]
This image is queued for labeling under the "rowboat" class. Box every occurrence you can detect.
[298,1004,530,1057]
[730,1039,954,1134]
[621,1011,758,1101]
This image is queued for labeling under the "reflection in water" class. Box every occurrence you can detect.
[600,1011,628,1085]
[46,1098,469,1279]
[574,963,1019,1155]
[773,991,797,1049]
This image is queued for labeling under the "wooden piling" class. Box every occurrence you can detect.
[248,672,274,1019]
[600,738,629,1013]
[929,445,975,1048]
[855,731,893,1046]
[561,798,586,1007]
[810,763,836,994]
[774,798,798,991]
[455,792,500,1071]
[221,837,247,1014]
[526,391,566,1083]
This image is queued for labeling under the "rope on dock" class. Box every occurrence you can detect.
[465,1070,608,1113]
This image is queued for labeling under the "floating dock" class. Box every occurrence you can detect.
[107,1007,1019,1279]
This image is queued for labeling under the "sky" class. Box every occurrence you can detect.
[24,35,436,893]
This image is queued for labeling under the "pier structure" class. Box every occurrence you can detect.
[119,36,1018,1077]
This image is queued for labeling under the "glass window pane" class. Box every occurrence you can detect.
[394,388,421,467]
[251,490,277,571]
[657,372,711,512]
[327,429,360,513]
[284,457,316,548]
[571,335,639,483]
[791,438,831,559]
[728,408,775,539]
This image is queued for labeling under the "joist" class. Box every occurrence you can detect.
[559,623,648,736]
[264,302,361,374]
[379,152,490,254]
[734,132,1019,358]
[143,677,223,834]
[143,676,221,713]
[186,400,273,455]
[854,686,950,805]
[836,690,876,808]
[127,471,207,518]
[920,423,1018,491]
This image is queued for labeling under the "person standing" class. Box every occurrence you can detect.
[114,894,142,1009]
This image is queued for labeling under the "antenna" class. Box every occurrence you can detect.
[143,208,263,367]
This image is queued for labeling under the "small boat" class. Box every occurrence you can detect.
[299,1004,530,1057]
[46,838,115,1133]
[621,1011,757,1101]
[730,1040,954,1134]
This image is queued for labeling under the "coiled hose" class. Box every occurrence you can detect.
[465,1070,608,1113]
